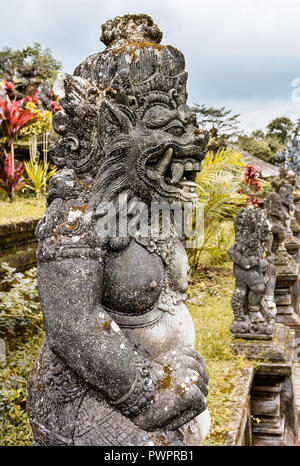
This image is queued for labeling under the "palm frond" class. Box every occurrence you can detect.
[188,147,247,271]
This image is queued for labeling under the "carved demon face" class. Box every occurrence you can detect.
[50,72,209,206]
[96,91,208,205]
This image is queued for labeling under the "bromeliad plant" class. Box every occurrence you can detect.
[23,159,56,197]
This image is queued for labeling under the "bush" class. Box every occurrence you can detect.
[0,334,43,446]
[238,134,284,165]
[0,264,43,339]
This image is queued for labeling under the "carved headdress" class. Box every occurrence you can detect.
[48,14,207,208]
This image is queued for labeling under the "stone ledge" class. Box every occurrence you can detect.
[0,217,39,237]
[224,366,254,446]
[0,218,40,279]
[230,324,293,368]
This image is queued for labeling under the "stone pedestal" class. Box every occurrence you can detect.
[231,324,298,446]
[290,201,300,347]
[275,262,300,327]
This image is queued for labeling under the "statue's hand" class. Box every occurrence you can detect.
[130,347,208,432]
[247,256,257,268]
[154,346,208,388]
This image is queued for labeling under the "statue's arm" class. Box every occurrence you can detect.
[228,243,255,270]
[38,257,146,401]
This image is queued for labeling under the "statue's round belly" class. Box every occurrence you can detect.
[122,302,195,359]
[102,240,164,314]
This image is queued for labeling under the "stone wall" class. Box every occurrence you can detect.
[0,218,39,278]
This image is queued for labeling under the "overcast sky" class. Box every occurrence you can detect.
[1,0,300,133]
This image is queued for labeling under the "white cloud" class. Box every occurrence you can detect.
[1,0,300,132]
[229,97,300,134]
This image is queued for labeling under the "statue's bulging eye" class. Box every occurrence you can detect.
[165,124,184,137]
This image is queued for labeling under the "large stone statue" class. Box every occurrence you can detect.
[228,206,276,339]
[26,14,210,446]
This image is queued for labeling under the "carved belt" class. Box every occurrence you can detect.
[103,306,163,328]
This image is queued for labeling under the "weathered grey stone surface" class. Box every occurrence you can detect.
[231,323,292,362]
[26,14,210,446]
[228,206,276,339]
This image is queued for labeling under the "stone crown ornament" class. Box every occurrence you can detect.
[26,14,210,446]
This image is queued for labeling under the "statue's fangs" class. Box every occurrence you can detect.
[26,14,210,446]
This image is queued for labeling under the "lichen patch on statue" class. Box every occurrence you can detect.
[27,14,210,446]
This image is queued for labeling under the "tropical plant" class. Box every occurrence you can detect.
[23,159,56,197]
[188,148,247,271]
[0,96,39,176]
[0,43,62,89]
[238,133,284,165]
[21,101,52,165]
[192,104,242,141]
[0,263,43,339]
[0,152,25,200]
[266,116,294,145]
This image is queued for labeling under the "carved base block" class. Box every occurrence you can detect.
[275,271,298,289]
[275,285,300,325]
[276,305,294,315]
[230,318,275,341]
[231,324,298,446]
[231,324,291,361]
[276,314,300,325]
[275,291,292,306]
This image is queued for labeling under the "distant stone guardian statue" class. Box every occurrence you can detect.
[26,14,210,446]
[264,169,300,324]
[228,206,276,339]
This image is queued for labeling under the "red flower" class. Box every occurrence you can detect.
[24,92,38,106]
[4,81,15,92]
[3,81,16,99]
[247,195,260,208]
[50,101,61,113]
[244,165,256,184]
[0,97,39,144]
[0,152,25,200]
[244,164,261,192]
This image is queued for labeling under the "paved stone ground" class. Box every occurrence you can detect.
[293,363,300,441]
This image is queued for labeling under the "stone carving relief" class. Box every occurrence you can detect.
[228,206,276,339]
[27,14,210,446]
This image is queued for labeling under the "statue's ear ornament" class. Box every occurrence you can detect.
[99,99,134,136]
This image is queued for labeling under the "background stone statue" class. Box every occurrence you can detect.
[264,169,300,324]
[26,14,210,446]
[228,206,276,339]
